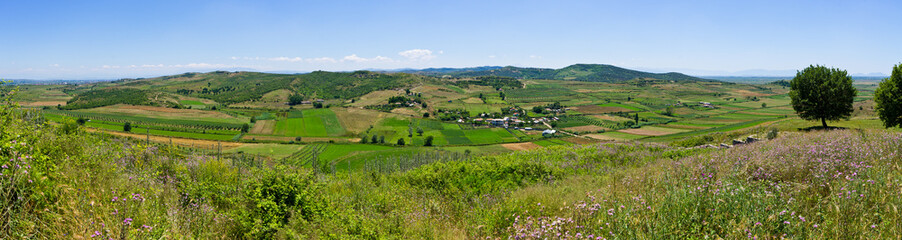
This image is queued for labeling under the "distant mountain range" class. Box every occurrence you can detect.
[396,64,715,83]
[2,79,110,85]
[16,64,888,84]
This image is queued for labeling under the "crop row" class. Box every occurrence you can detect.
[43,109,244,130]
[557,115,626,130]
[281,143,328,168]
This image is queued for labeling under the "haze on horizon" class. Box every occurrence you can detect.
[1,0,900,80]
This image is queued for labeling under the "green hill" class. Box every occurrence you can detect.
[62,70,435,108]
[405,64,714,83]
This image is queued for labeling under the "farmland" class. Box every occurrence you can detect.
[6,65,883,178]
[4,65,901,239]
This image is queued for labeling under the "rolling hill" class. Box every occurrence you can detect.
[400,64,714,83]
[60,70,436,109]
[57,64,713,109]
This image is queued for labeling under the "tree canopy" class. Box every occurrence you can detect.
[789,65,856,128]
[875,64,902,128]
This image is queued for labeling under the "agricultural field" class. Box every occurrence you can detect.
[11,65,870,166]
[273,108,345,137]
[224,143,305,159]
[6,84,72,107]
[7,63,902,239]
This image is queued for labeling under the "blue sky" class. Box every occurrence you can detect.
[1,0,900,79]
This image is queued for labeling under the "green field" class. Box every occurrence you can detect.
[274,108,345,137]
[18,65,819,160]
[179,100,207,109]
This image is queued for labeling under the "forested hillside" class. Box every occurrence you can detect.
[59,70,435,108]
[403,64,713,83]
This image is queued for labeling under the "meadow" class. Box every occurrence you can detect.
[6,67,902,239]
[9,71,832,173]
[7,95,901,238]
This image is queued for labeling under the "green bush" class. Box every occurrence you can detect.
[239,167,329,239]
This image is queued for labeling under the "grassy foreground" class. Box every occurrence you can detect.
[3,88,902,239]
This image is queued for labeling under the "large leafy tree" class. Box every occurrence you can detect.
[789,65,857,128]
[875,64,902,128]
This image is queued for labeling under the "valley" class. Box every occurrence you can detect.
[8,64,864,168]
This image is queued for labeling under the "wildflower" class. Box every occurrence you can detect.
[91,231,101,237]
[813,224,819,228]
[111,197,118,202]
[123,218,133,225]
[755,222,762,226]
[1,164,6,168]
[871,224,876,228]
[784,221,790,224]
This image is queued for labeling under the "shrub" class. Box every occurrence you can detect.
[239,168,329,239]
[424,136,434,146]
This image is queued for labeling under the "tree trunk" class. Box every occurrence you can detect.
[821,118,828,128]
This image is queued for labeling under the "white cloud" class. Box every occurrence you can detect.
[306,57,337,63]
[50,64,60,67]
[398,49,435,61]
[342,54,367,63]
[373,56,393,62]
[529,55,542,59]
[341,54,394,63]
[488,55,496,59]
[170,63,233,68]
[269,57,304,62]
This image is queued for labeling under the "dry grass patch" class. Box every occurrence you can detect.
[332,108,393,133]
[572,89,621,93]
[464,85,496,93]
[390,108,422,117]
[18,101,67,107]
[591,114,633,122]
[563,125,608,133]
[561,137,600,144]
[413,85,467,100]
[571,105,633,114]
[250,120,276,134]
[462,97,484,104]
[229,101,292,110]
[501,142,543,151]
[584,134,620,141]
[617,126,688,136]
[733,89,770,97]
[350,90,405,107]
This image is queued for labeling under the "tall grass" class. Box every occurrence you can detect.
[503,130,902,239]
[4,82,902,238]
